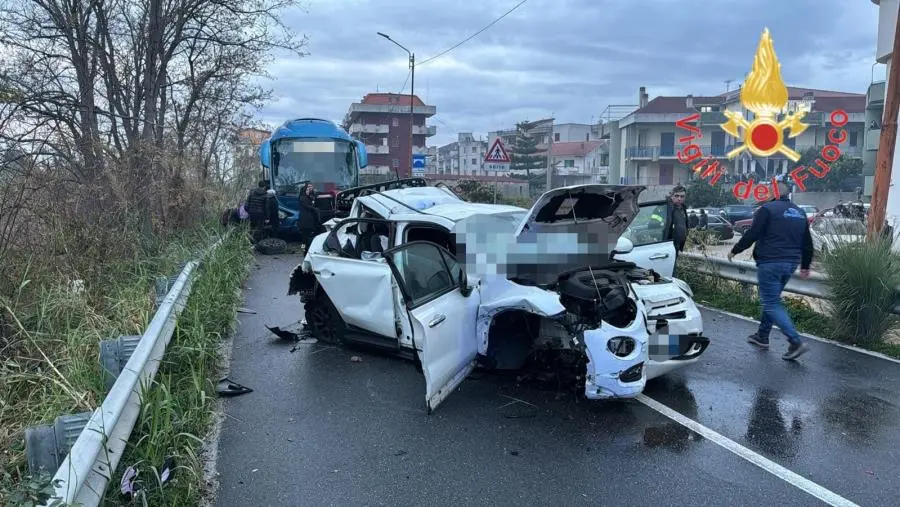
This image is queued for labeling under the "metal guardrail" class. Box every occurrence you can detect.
[680,251,900,315]
[31,233,228,506]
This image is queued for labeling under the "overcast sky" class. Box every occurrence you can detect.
[255,0,882,147]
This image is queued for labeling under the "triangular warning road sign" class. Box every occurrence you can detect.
[484,138,511,163]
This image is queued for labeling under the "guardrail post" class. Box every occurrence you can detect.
[24,412,92,476]
[99,335,144,391]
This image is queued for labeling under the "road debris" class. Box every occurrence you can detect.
[237,307,257,314]
[266,325,300,341]
[216,377,253,397]
[350,356,363,362]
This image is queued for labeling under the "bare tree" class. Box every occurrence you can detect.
[0,0,306,242]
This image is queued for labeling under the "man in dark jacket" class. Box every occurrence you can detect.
[245,180,270,230]
[297,183,322,247]
[663,185,689,252]
[728,182,813,360]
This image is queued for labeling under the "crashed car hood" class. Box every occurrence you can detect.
[453,184,645,286]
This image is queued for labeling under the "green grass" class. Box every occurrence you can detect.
[679,260,900,359]
[0,224,251,505]
[99,230,251,506]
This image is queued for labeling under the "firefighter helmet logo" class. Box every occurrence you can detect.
[720,28,809,162]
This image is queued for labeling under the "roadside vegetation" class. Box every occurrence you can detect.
[680,230,900,359]
[100,230,252,506]
[0,0,301,502]
[0,224,251,503]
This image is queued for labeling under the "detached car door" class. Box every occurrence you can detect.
[615,200,677,278]
[382,241,480,413]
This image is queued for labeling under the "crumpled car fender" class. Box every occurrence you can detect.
[474,275,565,356]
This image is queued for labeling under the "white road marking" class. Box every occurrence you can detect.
[637,394,860,507]
[697,304,900,365]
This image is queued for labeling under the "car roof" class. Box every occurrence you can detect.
[357,187,527,223]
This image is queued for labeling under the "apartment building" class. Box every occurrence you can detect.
[617,86,866,194]
[436,133,488,176]
[548,140,609,187]
[343,93,437,178]
[487,120,602,177]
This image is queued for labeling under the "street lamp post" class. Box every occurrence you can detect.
[377,32,414,180]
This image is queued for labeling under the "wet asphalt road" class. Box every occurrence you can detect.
[214,253,900,507]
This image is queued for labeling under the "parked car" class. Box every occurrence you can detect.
[289,184,709,412]
[798,205,819,216]
[733,217,752,235]
[720,204,756,224]
[704,214,735,240]
[809,217,866,254]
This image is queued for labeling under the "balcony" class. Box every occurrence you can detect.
[867,81,885,109]
[626,146,658,159]
[349,103,436,116]
[365,145,390,154]
[866,129,881,150]
[349,123,389,135]
[699,112,727,125]
[413,125,437,136]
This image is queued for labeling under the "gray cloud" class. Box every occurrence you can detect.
[254,0,880,146]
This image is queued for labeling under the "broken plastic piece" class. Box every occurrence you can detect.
[160,456,176,485]
[120,465,139,497]
[266,325,300,341]
[216,377,254,396]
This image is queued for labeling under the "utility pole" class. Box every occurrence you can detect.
[377,32,414,180]
[409,52,415,181]
[545,116,554,192]
[869,9,900,241]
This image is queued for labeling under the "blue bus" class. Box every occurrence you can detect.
[258,118,369,235]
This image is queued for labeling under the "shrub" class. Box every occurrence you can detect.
[823,236,900,344]
[686,228,719,250]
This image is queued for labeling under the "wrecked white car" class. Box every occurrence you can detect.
[288,184,708,412]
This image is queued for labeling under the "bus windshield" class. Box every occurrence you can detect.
[272,138,357,193]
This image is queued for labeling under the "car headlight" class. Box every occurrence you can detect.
[278,210,287,219]
[670,278,694,298]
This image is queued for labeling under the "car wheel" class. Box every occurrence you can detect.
[304,292,345,345]
[255,237,287,255]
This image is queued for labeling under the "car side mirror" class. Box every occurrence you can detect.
[458,269,472,297]
[613,237,634,255]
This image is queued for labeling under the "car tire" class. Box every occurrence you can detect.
[304,292,346,345]
[255,237,287,255]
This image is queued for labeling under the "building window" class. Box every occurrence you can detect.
[391,137,399,148]
[585,133,590,141]
[472,146,476,153]
[392,159,399,168]
[554,133,560,142]
[849,131,858,146]
[564,159,575,168]
[472,158,477,165]
[392,117,399,127]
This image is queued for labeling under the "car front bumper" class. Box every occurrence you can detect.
[582,313,650,400]
[634,285,709,380]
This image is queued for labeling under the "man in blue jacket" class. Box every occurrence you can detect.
[727,181,814,360]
